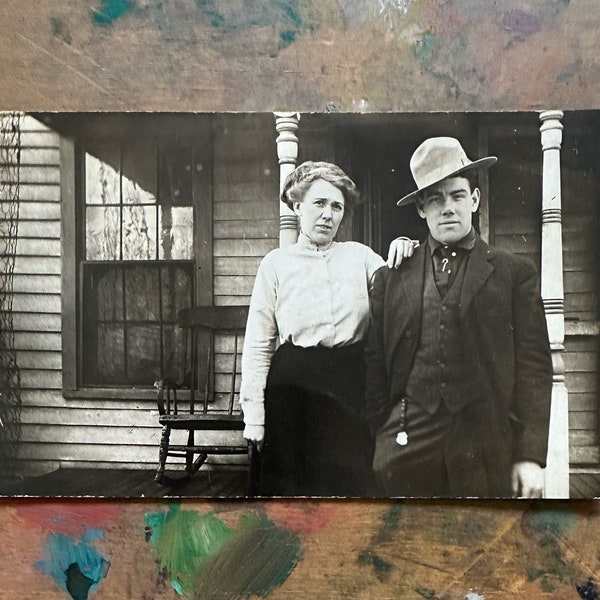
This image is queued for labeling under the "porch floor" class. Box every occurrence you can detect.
[2,468,598,499]
[1,467,250,498]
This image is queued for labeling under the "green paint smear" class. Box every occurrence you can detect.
[92,0,136,25]
[413,32,437,66]
[145,507,302,599]
[145,504,233,595]
[192,513,302,600]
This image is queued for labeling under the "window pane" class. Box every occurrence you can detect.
[122,143,157,205]
[96,324,125,382]
[161,265,193,321]
[86,148,120,205]
[86,206,121,260]
[126,324,162,384]
[124,266,160,321]
[122,204,157,260]
[97,268,124,321]
[163,324,186,381]
[159,206,193,260]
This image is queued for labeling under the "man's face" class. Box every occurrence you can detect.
[416,176,480,245]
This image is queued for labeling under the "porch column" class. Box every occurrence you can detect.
[274,112,300,247]
[540,110,569,498]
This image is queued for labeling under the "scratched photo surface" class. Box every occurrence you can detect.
[0,109,597,499]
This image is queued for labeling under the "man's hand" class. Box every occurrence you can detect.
[512,461,545,498]
[243,424,264,451]
[387,237,419,269]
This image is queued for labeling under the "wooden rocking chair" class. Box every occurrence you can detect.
[155,305,257,492]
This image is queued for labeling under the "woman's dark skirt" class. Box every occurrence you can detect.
[257,342,377,497]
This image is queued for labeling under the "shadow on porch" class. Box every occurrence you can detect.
[1,468,598,499]
[1,467,251,498]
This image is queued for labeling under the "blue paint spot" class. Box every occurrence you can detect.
[36,532,110,600]
[92,0,136,25]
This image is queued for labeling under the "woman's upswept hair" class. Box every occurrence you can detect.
[280,161,360,210]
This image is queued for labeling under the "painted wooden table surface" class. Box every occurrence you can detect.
[2,1,600,599]
[0,0,598,112]
[1,498,599,599]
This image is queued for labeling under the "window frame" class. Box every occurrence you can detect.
[61,121,213,399]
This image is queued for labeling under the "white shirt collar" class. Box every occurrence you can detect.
[296,230,335,252]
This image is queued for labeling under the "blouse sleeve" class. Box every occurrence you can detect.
[365,246,386,292]
[239,254,279,427]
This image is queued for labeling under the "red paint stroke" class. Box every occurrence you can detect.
[266,501,337,535]
[13,500,121,536]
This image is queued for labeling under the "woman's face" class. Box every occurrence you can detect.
[293,179,345,247]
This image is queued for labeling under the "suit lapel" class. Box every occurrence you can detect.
[459,237,494,317]
[385,242,427,350]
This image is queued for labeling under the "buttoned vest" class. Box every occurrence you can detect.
[404,251,478,414]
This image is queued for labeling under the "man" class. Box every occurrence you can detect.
[365,137,553,498]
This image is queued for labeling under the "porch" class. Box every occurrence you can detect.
[1,110,599,498]
[2,468,597,498]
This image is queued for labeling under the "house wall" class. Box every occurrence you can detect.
[10,114,279,476]
[11,115,65,475]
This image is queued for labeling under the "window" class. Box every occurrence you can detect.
[62,122,213,396]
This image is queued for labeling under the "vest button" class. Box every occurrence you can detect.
[441,305,448,312]
[441,382,446,389]
[440,324,446,330]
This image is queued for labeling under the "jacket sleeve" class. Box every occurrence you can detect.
[511,257,553,467]
[365,265,392,434]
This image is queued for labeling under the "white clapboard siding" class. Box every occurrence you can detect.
[10,115,67,476]
[213,115,278,308]
[562,168,599,464]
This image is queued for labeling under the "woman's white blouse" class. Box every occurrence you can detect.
[240,234,385,427]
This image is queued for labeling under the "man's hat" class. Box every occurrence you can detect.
[397,137,497,207]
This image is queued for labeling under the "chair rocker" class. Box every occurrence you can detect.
[155,305,253,487]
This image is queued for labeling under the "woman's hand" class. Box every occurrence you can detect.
[387,237,419,269]
[244,424,265,451]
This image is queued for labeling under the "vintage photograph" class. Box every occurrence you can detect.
[0,109,596,498]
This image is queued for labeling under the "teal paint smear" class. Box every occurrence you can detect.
[194,0,318,49]
[356,503,404,583]
[413,32,437,66]
[191,513,302,600]
[374,503,404,545]
[522,505,579,593]
[92,0,136,25]
[35,532,110,600]
[145,504,234,595]
[522,505,578,537]
[358,550,392,581]
[195,0,224,28]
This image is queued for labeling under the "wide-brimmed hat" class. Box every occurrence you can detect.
[397,137,497,207]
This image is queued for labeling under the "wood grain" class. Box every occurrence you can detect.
[2,1,600,598]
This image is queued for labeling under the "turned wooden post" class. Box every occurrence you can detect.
[274,112,300,247]
[540,110,569,498]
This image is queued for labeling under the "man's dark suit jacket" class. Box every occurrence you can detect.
[365,236,553,495]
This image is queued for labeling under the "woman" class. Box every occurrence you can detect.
[240,161,413,496]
